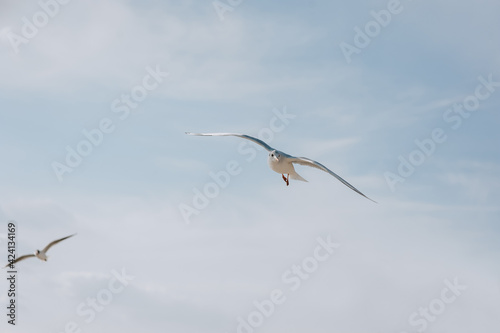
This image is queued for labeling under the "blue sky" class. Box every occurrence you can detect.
[0,0,499,332]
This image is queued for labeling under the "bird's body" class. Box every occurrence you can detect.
[35,250,48,261]
[3,234,76,268]
[186,132,376,202]
[267,150,307,183]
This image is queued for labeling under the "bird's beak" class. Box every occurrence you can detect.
[273,156,279,162]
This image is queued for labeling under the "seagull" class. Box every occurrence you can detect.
[186,132,376,202]
[3,234,76,268]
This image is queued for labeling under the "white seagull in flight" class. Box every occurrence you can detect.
[186,132,376,203]
[3,234,76,268]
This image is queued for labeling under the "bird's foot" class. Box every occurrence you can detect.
[282,174,289,186]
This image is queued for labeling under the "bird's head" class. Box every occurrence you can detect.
[35,250,40,255]
[269,150,281,162]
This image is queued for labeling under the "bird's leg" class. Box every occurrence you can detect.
[281,174,289,186]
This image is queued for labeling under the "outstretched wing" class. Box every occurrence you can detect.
[3,254,35,268]
[290,157,377,203]
[42,234,77,254]
[186,132,275,152]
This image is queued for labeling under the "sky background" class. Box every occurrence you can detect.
[0,0,499,332]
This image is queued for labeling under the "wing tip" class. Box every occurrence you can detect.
[363,195,378,204]
[185,132,207,136]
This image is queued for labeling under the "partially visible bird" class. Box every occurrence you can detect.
[186,132,376,203]
[3,233,76,268]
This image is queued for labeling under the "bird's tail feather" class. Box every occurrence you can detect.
[290,171,308,182]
